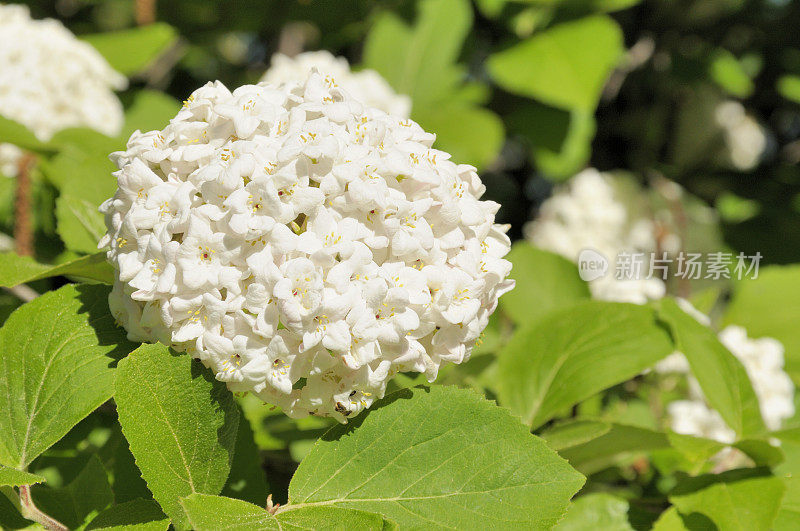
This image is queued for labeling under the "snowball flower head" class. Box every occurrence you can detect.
[525,168,666,304]
[262,51,411,119]
[0,4,126,177]
[99,71,513,421]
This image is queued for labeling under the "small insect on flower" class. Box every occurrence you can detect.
[99,70,514,422]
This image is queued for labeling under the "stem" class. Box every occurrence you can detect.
[135,0,157,25]
[18,485,67,531]
[14,152,35,257]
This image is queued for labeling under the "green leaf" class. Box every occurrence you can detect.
[554,493,633,531]
[669,469,785,530]
[709,49,755,98]
[115,343,240,530]
[56,194,108,255]
[32,455,113,530]
[651,507,689,531]
[500,242,590,324]
[533,110,596,181]
[285,386,584,529]
[363,0,472,106]
[181,493,393,530]
[0,115,54,154]
[723,265,800,382]
[362,0,504,169]
[559,423,670,475]
[0,466,45,487]
[0,284,134,469]
[221,408,269,506]
[778,75,800,104]
[508,103,596,181]
[774,441,800,530]
[498,301,673,428]
[82,23,179,76]
[412,103,504,169]
[660,297,765,438]
[39,136,119,193]
[123,90,181,138]
[488,15,624,110]
[539,419,611,451]
[86,499,169,531]
[0,252,113,287]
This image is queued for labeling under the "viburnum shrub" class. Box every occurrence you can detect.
[1,2,799,530]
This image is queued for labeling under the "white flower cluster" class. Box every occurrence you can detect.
[262,51,411,119]
[715,101,767,171]
[663,319,794,443]
[0,4,126,177]
[100,72,513,421]
[524,168,667,304]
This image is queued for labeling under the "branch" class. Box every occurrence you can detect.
[18,485,67,531]
[135,0,157,26]
[14,152,35,257]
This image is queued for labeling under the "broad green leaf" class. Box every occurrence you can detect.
[82,23,179,76]
[220,409,269,506]
[660,297,765,438]
[286,386,584,529]
[49,128,123,157]
[363,0,471,105]
[86,499,169,531]
[539,419,611,451]
[0,284,134,469]
[412,103,504,169]
[39,139,118,193]
[778,75,800,104]
[0,115,54,154]
[508,102,596,181]
[32,455,113,530]
[669,469,785,530]
[115,343,240,530]
[362,0,503,169]
[559,423,670,475]
[709,49,754,98]
[651,507,689,531]
[123,90,181,138]
[723,265,800,382]
[554,493,633,531]
[774,441,800,530]
[733,439,785,468]
[666,432,726,469]
[498,301,673,428]
[180,493,393,530]
[0,252,113,287]
[533,110,596,180]
[500,242,590,324]
[487,15,624,110]
[56,194,108,255]
[0,465,45,487]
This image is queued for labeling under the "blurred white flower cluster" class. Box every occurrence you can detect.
[262,51,411,119]
[662,319,794,443]
[524,168,668,304]
[715,100,767,171]
[100,72,513,421]
[0,4,126,177]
